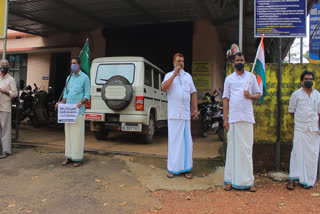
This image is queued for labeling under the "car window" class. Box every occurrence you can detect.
[95,64,135,85]
[153,69,160,90]
[144,63,152,87]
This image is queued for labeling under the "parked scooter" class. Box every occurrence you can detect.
[12,84,59,128]
[198,89,224,140]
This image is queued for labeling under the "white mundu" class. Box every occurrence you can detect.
[288,88,320,187]
[222,70,261,189]
[163,69,197,174]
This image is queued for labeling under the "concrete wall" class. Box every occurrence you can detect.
[192,20,225,94]
[26,53,51,90]
[0,28,106,91]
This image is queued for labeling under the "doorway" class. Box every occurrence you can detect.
[103,22,193,73]
[49,52,71,100]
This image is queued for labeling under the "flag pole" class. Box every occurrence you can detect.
[246,34,265,90]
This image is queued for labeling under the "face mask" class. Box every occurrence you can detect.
[235,63,244,71]
[1,67,9,74]
[71,64,79,72]
[304,81,313,89]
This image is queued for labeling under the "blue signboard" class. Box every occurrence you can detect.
[254,0,307,38]
[309,3,320,63]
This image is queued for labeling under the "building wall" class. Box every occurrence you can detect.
[0,28,106,91]
[26,53,51,90]
[192,20,225,96]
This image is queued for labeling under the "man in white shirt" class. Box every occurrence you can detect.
[223,52,261,192]
[161,53,198,179]
[0,59,17,159]
[287,70,320,190]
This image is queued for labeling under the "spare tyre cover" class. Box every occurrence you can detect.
[101,75,133,111]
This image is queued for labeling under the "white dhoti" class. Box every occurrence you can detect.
[0,112,11,154]
[224,122,254,189]
[64,114,85,161]
[289,130,320,187]
[167,119,193,174]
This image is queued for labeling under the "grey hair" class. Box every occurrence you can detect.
[0,59,9,67]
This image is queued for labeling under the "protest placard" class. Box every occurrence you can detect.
[58,104,79,123]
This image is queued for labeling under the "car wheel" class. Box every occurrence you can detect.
[144,114,155,144]
[94,131,108,141]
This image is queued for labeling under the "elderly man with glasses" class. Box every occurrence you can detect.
[287,70,320,190]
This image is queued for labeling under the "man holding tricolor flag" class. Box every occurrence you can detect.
[223,36,265,192]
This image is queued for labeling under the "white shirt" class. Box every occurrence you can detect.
[162,69,197,120]
[222,70,261,124]
[0,74,17,112]
[288,88,320,132]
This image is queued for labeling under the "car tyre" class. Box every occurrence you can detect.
[144,114,155,144]
[94,131,108,141]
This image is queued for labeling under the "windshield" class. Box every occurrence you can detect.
[95,63,135,85]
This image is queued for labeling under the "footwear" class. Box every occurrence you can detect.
[287,179,295,190]
[184,171,193,179]
[72,161,82,167]
[249,186,256,192]
[0,153,9,159]
[61,159,72,166]
[224,184,232,191]
[304,186,313,189]
[167,172,174,178]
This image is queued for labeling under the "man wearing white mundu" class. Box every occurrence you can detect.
[222,52,261,192]
[56,56,90,167]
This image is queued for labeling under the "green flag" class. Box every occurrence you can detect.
[80,38,90,77]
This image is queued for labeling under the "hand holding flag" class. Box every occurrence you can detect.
[247,34,267,103]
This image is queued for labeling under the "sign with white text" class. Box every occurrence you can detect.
[254,0,307,38]
[58,104,79,123]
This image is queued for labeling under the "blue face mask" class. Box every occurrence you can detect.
[71,64,79,72]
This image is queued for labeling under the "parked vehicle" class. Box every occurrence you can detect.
[12,84,59,128]
[85,57,168,143]
[198,89,224,140]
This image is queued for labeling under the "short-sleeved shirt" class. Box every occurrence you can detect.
[63,71,90,115]
[222,70,261,124]
[162,69,197,120]
[288,88,320,132]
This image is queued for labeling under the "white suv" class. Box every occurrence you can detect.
[85,57,167,143]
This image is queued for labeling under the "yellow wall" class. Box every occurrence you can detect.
[226,63,320,143]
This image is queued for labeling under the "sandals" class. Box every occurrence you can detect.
[223,184,256,192]
[184,172,193,179]
[249,186,256,192]
[72,161,82,167]
[224,184,232,191]
[61,159,72,166]
[287,179,295,190]
[0,153,9,159]
[167,172,174,178]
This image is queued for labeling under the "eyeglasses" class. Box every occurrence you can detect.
[303,78,313,81]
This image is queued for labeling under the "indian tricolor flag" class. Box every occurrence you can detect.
[253,35,267,103]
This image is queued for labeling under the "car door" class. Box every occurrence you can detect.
[160,72,167,120]
[152,68,161,121]
[144,63,154,112]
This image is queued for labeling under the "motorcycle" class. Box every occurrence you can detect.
[198,89,224,140]
[12,84,59,128]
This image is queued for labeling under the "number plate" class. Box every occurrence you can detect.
[121,123,142,132]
